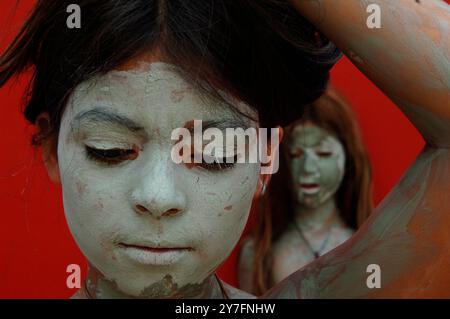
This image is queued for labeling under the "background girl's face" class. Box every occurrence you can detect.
[285,122,346,208]
[56,61,260,297]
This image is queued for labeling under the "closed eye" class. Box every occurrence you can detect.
[316,151,332,157]
[289,149,303,158]
[191,152,237,172]
[85,145,138,165]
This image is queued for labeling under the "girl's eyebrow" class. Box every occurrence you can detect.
[72,107,146,134]
[292,135,329,148]
[184,118,252,132]
[72,108,251,138]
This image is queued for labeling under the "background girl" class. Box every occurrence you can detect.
[239,89,373,294]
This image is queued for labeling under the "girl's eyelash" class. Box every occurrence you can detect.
[289,149,303,158]
[84,144,236,171]
[289,149,332,158]
[200,161,236,171]
[316,151,333,157]
[193,153,238,172]
[85,145,138,165]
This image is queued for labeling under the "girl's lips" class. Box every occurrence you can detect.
[299,183,320,195]
[300,183,319,189]
[117,243,193,266]
[118,243,192,252]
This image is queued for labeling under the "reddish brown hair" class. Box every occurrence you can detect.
[250,88,374,295]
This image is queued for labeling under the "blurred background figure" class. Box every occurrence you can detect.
[239,88,374,295]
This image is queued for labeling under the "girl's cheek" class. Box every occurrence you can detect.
[94,200,105,211]
[319,158,343,192]
[224,176,256,223]
[64,169,115,233]
[289,163,299,181]
[75,180,88,198]
[200,169,255,217]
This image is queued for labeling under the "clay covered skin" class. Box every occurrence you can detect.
[57,61,260,298]
[267,0,450,298]
[286,122,346,208]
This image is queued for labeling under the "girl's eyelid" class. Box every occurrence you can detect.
[84,145,139,166]
[316,148,333,152]
[289,147,304,157]
[195,143,240,158]
[315,149,334,158]
[201,148,239,158]
[318,139,335,149]
[198,162,236,172]
[81,134,148,148]
[193,151,238,163]
[83,138,141,151]
[315,143,333,152]
[189,148,238,172]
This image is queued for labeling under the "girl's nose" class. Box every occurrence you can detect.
[130,158,187,219]
[302,153,319,175]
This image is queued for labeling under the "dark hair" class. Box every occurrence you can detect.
[250,88,374,295]
[0,0,340,143]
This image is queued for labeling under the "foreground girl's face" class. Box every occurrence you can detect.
[57,61,260,297]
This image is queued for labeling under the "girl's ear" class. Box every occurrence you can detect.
[36,113,60,183]
[256,126,284,196]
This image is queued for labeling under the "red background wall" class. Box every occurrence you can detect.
[0,0,427,298]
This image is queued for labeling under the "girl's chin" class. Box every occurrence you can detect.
[298,196,323,208]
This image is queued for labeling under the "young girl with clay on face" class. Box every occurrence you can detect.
[2,0,449,299]
[238,89,373,295]
[0,0,339,298]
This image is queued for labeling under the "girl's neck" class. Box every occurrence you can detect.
[80,266,226,299]
[293,198,342,232]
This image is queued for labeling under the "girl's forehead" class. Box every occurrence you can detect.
[289,123,338,148]
[77,62,193,93]
[67,62,257,132]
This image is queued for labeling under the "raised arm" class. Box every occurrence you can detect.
[266,0,450,298]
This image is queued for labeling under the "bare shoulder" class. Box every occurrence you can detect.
[333,224,354,242]
[323,224,354,254]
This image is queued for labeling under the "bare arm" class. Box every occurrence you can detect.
[265,0,450,298]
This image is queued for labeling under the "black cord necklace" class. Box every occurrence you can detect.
[292,221,332,259]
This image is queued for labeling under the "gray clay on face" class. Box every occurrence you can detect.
[58,61,260,298]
